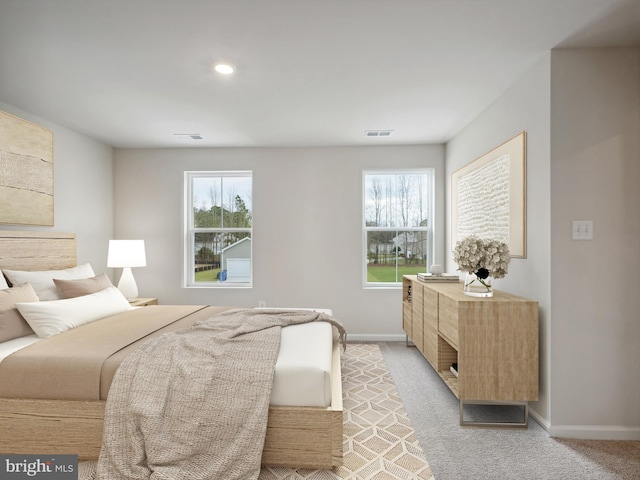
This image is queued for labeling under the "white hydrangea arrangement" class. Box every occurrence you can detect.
[452,235,511,279]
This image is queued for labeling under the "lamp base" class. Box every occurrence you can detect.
[117,267,139,301]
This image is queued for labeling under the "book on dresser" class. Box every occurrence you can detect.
[417,272,460,282]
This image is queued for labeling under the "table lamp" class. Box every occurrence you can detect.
[107,239,146,301]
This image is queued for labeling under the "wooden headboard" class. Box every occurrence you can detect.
[0,231,77,271]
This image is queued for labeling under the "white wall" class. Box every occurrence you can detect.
[445,55,553,423]
[0,101,114,271]
[113,145,445,340]
[549,48,640,439]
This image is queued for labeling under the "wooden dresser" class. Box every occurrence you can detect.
[402,275,539,426]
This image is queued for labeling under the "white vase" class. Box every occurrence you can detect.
[429,264,443,275]
[463,271,493,297]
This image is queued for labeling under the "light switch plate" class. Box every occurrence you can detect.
[572,220,593,240]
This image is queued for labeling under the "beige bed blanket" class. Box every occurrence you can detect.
[96,308,345,480]
[0,305,230,400]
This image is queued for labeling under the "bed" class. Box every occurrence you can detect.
[0,231,343,469]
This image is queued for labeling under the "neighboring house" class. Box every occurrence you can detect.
[391,231,425,260]
[221,237,251,282]
[366,232,427,261]
[367,238,393,257]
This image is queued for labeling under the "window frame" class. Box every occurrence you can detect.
[362,168,435,288]
[183,170,253,288]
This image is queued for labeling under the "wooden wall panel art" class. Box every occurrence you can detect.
[0,110,54,226]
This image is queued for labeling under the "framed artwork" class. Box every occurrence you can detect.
[451,131,526,258]
[0,110,54,226]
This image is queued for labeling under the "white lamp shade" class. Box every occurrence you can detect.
[107,240,146,268]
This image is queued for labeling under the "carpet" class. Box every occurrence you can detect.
[380,342,640,480]
[260,344,434,479]
[80,343,434,480]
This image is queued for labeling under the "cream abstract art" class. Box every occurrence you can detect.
[451,131,526,258]
[0,110,54,226]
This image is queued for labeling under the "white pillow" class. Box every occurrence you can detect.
[0,274,8,290]
[3,263,95,301]
[16,286,133,338]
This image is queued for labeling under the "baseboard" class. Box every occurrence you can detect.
[529,407,640,440]
[528,408,550,432]
[495,404,640,441]
[347,334,406,343]
[548,424,640,441]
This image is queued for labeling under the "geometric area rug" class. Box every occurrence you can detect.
[79,344,434,480]
[259,344,435,480]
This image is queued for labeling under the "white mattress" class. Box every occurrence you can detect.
[271,321,333,407]
[0,310,335,408]
[257,307,334,407]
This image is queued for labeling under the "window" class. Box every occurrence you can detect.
[363,170,434,286]
[184,171,253,287]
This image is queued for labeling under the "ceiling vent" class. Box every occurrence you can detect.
[174,133,203,140]
[365,130,393,137]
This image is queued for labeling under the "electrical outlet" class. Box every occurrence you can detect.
[258,300,266,307]
[572,220,593,240]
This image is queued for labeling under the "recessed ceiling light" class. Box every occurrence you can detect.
[213,63,235,75]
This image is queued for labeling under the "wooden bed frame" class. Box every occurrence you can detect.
[0,231,343,469]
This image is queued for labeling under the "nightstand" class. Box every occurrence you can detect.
[129,297,158,307]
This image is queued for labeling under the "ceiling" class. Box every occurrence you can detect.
[1,0,639,149]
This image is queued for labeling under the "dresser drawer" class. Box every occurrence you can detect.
[438,294,459,349]
[411,283,424,352]
[402,301,412,336]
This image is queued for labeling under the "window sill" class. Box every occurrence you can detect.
[184,283,253,289]
[363,284,402,290]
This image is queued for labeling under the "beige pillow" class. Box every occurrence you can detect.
[3,263,95,301]
[54,273,113,299]
[0,283,38,342]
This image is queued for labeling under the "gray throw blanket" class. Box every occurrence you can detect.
[96,308,345,480]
